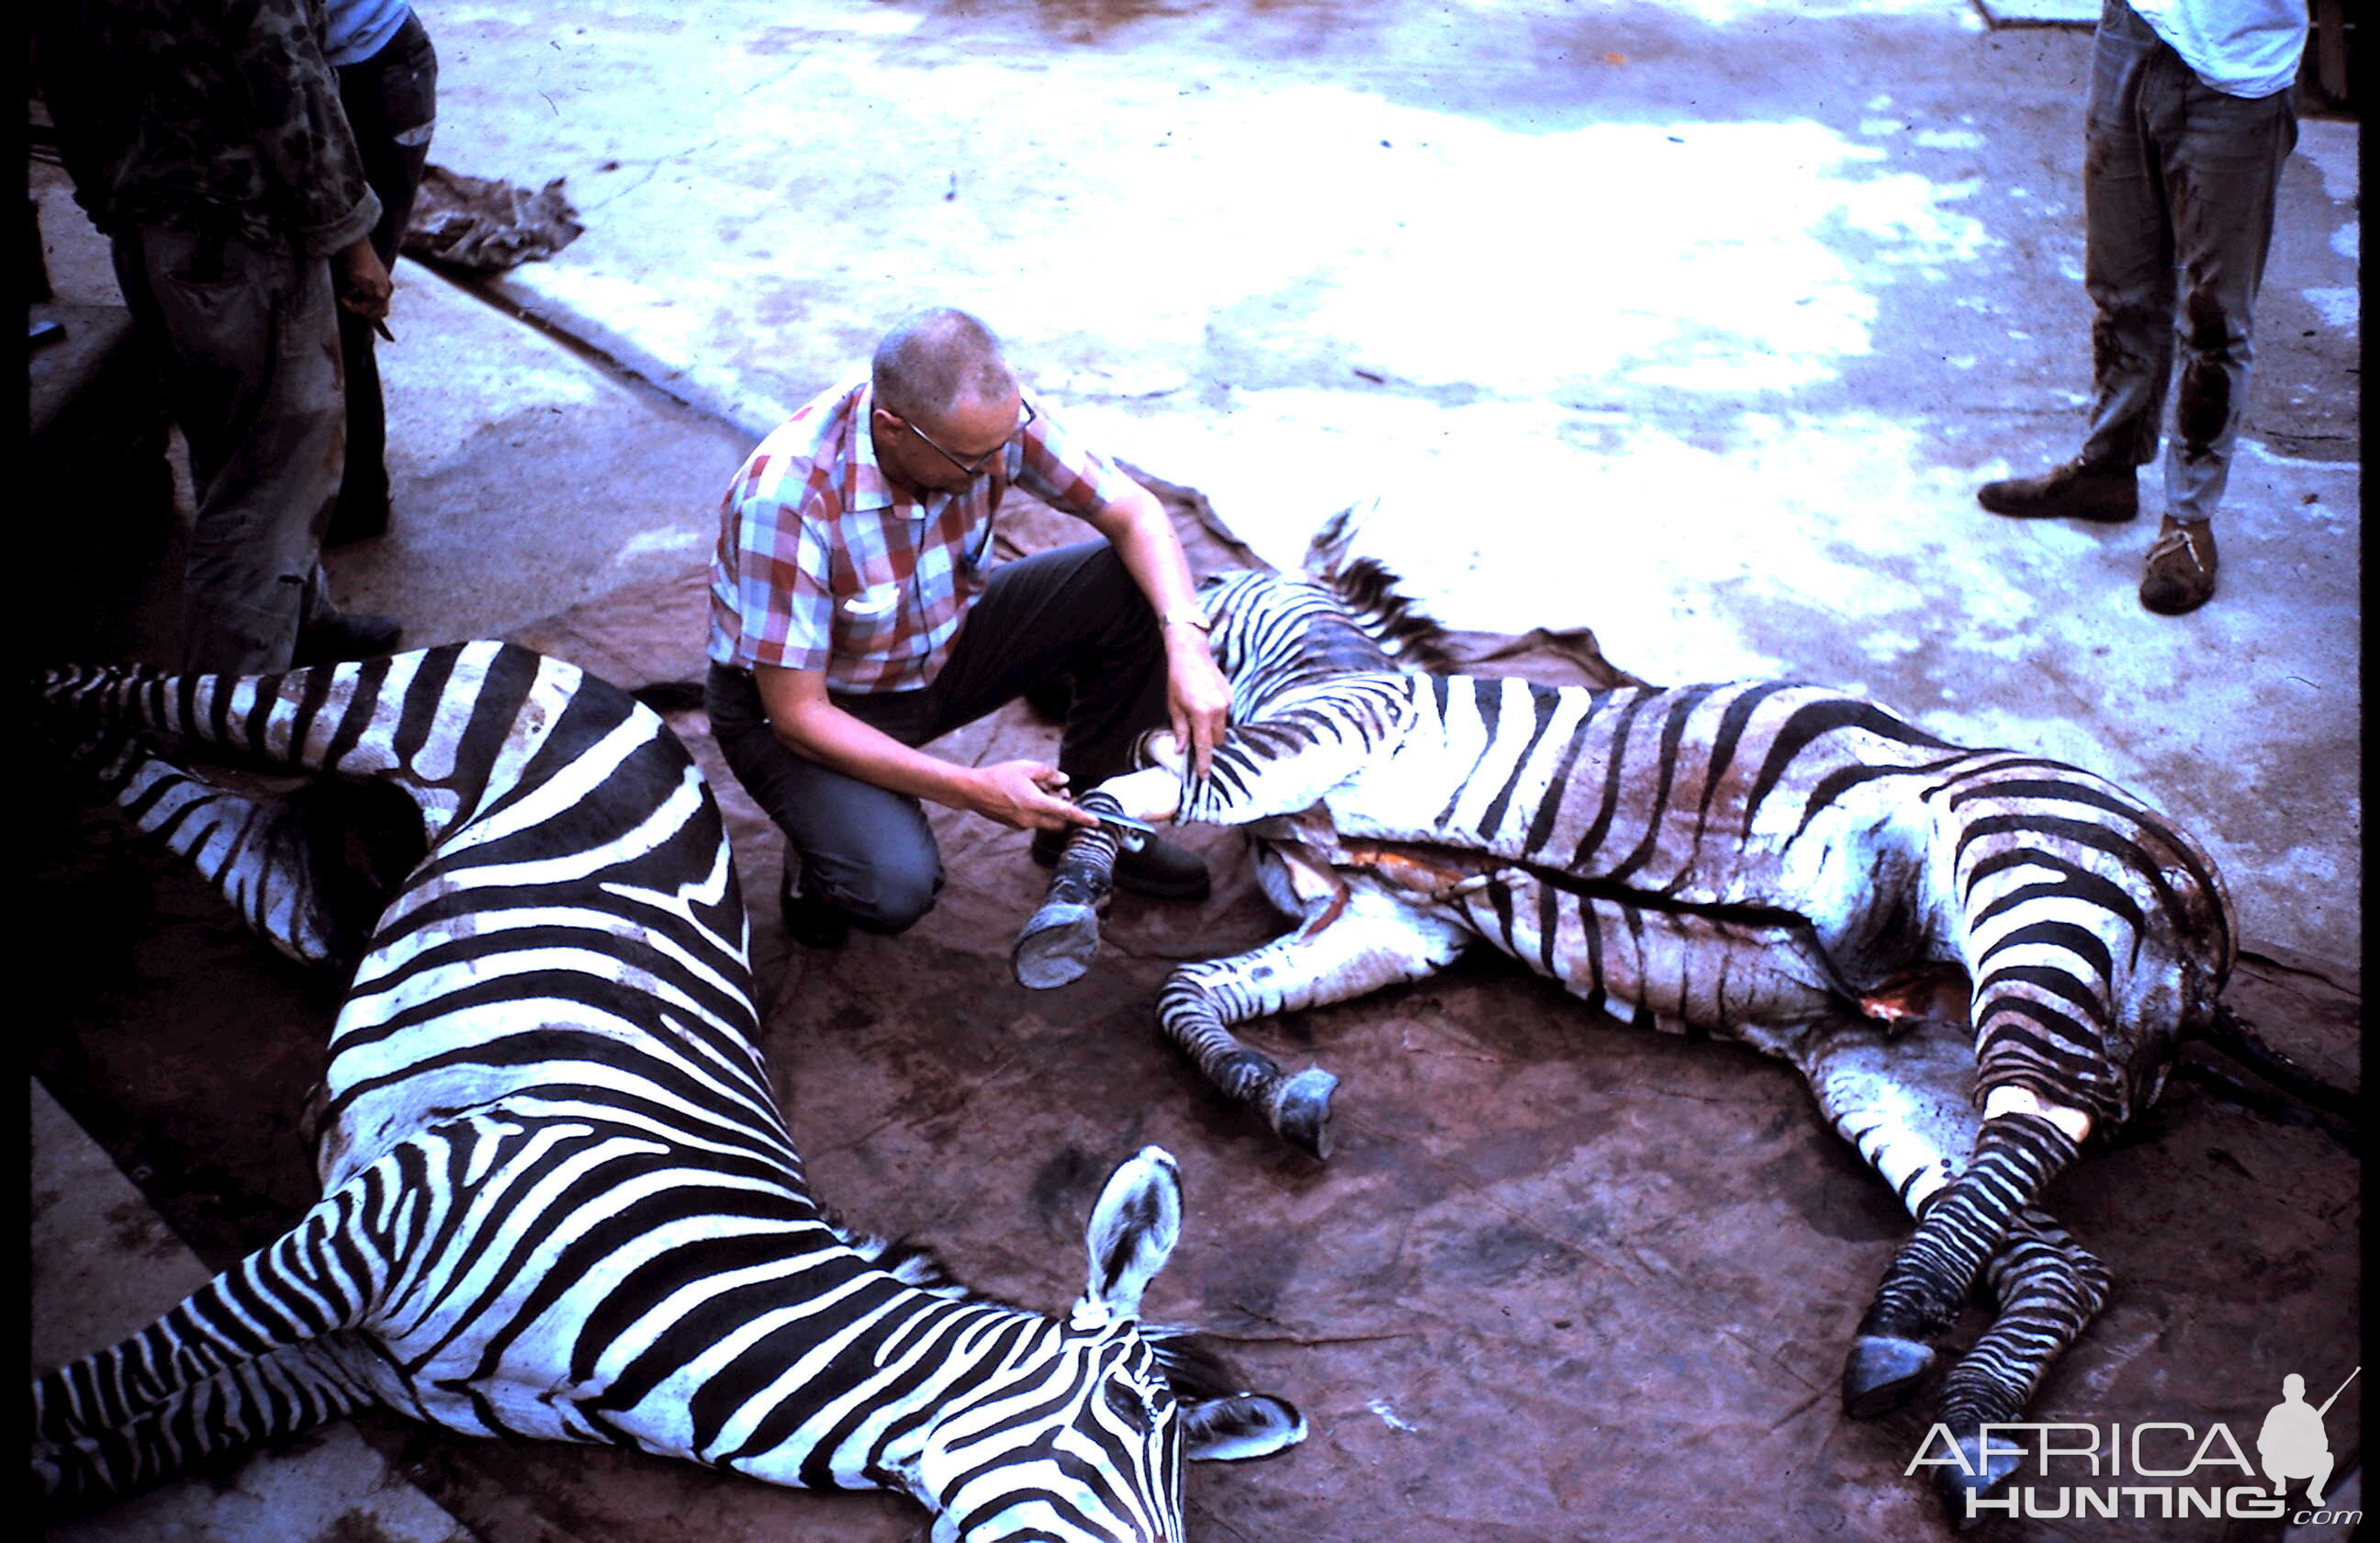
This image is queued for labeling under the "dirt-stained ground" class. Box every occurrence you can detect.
[30,483,2358,1543]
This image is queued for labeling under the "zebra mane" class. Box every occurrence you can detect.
[1298,503,1464,673]
[827,1223,1263,1397]
[1138,1327,1252,1402]
[830,1225,984,1304]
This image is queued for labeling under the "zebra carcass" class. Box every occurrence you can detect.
[35,643,1302,1540]
[1009,518,2273,1519]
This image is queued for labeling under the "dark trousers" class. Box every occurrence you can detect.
[331,11,437,541]
[706,540,1170,933]
[2080,0,2296,522]
[113,225,345,673]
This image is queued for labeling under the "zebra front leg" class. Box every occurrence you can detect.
[1159,882,1467,1158]
[1842,1091,2090,1419]
[1013,770,1185,989]
[1015,789,1135,989]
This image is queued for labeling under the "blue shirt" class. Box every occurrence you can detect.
[321,0,411,66]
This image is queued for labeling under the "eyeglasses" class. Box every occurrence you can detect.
[904,400,1038,478]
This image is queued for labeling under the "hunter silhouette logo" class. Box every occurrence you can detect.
[1908,1364,2363,1525]
[2259,1368,2356,1507]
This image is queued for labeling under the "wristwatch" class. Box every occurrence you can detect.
[1161,604,1211,634]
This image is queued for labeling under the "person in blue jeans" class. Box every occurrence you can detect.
[1977,0,2307,616]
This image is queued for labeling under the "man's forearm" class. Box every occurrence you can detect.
[775,699,978,808]
[756,670,977,808]
[754,667,1090,831]
[1084,483,1232,773]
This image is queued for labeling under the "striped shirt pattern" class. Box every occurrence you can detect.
[708,375,1140,693]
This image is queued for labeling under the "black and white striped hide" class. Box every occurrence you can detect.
[1008,551,2240,1523]
[34,643,1302,1540]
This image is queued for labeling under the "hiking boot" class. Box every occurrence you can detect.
[2139,516,2217,615]
[1032,826,1212,902]
[1976,459,2139,524]
[778,868,850,949]
[294,612,405,665]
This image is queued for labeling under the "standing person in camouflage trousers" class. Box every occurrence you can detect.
[35,0,406,672]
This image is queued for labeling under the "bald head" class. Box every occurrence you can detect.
[872,308,1016,424]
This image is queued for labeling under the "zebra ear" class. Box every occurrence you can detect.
[1180,1392,1307,1462]
[1076,1147,1181,1325]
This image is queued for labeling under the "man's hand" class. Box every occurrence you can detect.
[966,760,1101,832]
[334,238,393,321]
[1166,638,1232,780]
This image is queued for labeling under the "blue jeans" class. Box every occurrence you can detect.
[2079,0,2297,522]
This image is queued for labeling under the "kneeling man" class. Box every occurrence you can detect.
[706,307,1228,946]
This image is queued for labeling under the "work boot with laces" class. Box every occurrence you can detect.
[2139,516,2217,615]
[1977,459,2139,523]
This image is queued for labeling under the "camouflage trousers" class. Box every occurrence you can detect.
[113,225,345,674]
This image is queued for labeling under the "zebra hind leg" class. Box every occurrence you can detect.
[36,1342,377,1510]
[1785,1018,2105,1478]
[1930,1208,2111,1525]
[1842,1105,2084,1419]
[61,724,424,968]
[33,1161,397,1505]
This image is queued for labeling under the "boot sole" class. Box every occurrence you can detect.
[1976,497,2137,524]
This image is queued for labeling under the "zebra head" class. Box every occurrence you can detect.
[914,1147,1304,1541]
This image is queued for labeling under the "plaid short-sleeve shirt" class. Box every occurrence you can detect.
[708,374,1142,694]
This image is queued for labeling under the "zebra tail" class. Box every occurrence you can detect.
[2190,1001,2361,1125]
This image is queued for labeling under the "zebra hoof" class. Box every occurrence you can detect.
[1269,1068,1339,1161]
[1841,1334,1935,1420]
[1937,1433,2024,1529]
[1012,903,1102,989]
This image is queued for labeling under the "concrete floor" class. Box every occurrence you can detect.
[29,1,2359,1538]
